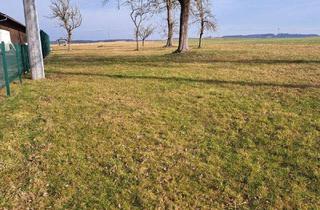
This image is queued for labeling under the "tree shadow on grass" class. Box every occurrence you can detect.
[47,53,320,69]
[48,71,320,89]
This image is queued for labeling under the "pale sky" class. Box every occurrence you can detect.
[1,0,319,40]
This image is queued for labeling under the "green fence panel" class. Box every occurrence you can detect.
[0,42,25,96]
[0,44,4,89]
[0,29,49,95]
[0,42,11,96]
[6,48,19,82]
[40,30,51,58]
[21,44,30,73]
[14,44,23,83]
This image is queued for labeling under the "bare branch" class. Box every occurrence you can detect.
[191,0,217,48]
[139,25,155,44]
[125,0,153,50]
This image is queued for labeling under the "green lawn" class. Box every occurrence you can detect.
[0,38,319,209]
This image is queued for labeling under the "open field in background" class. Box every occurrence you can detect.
[0,38,319,209]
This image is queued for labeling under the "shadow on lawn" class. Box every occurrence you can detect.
[48,53,320,68]
[49,71,320,89]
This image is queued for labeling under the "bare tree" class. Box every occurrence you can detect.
[176,0,191,53]
[139,25,155,47]
[150,0,178,47]
[126,0,151,51]
[192,0,217,48]
[160,0,178,47]
[50,0,82,50]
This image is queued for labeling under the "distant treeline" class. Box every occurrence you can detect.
[51,39,134,44]
[222,33,319,39]
[51,33,320,44]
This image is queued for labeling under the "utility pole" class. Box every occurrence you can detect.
[23,0,45,80]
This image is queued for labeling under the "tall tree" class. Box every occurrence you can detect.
[50,0,82,50]
[23,0,45,80]
[192,0,217,48]
[164,0,176,47]
[176,0,191,53]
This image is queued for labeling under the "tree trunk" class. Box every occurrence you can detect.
[176,0,191,53]
[198,33,203,48]
[67,32,72,51]
[142,39,145,47]
[198,21,204,48]
[135,30,139,51]
[23,0,45,80]
[165,0,174,47]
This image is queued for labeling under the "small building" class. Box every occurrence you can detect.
[0,12,27,44]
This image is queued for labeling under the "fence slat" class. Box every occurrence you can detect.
[14,44,23,83]
[1,42,11,96]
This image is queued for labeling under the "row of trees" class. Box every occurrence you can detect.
[49,0,217,52]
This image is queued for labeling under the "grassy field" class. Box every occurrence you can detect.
[0,38,319,209]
